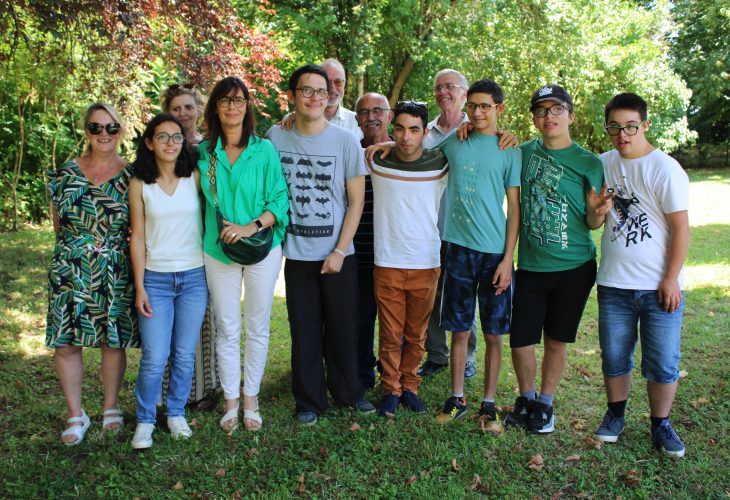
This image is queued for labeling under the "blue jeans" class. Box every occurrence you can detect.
[135,266,208,423]
[597,285,683,384]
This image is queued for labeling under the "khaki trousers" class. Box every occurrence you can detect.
[374,266,440,395]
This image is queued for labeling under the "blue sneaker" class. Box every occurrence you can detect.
[400,390,427,414]
[594,409,625,443]
[296,411,318,427]
[464,360,477,379]
[378,394,400,417]
[651,420,685,458]
[354,398,376,414]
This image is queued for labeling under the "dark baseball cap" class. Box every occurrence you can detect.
[530,84,573,111]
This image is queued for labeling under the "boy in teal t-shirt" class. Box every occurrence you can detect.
[505,84,613,434]
[434,79,521,425]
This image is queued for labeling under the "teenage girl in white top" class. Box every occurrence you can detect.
[128,114,208,449]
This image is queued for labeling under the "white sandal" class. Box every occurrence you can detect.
[243,404,263,432]
[102,408,124,431]
[61,410,91,446]
[220,404,239,432]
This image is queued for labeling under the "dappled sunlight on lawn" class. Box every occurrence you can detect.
[685,264,730,292]
[689,180,730,226]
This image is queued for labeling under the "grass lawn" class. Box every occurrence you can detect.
[1,169,728,498]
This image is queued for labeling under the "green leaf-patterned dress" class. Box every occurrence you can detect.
[45,160,139,348]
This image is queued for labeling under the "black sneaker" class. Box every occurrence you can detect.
[417,360,447,377]
[377,394,400,417]
[435,396,467,424]
[478,401,497,422]
[400,390,427,414]
[504,396,533,428]
[527,401,555,434]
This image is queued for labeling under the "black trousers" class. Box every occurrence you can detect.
[285,255,364,414]
[356,265,378,389]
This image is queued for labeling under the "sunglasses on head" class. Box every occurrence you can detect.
[166,83,196,96]
[86,122,121,135]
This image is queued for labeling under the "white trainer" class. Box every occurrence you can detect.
[167,416,192,439]
[132,423,155,449]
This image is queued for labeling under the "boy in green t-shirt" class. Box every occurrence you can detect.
[434,80,522,425]
[504,84,613,434]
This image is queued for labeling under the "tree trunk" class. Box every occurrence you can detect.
[388,55,416,108]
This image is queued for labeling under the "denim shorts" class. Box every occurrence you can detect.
[598,285,683,384]
[438,243,512,335]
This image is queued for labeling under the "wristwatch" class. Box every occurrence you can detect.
[253,219,264,232]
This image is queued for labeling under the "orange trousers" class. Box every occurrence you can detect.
[374,266,440,396]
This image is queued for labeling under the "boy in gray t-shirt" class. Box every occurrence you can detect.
[266,64,371,426]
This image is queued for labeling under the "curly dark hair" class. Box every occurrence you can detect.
[132,114,197,184]
[203,76,258,154]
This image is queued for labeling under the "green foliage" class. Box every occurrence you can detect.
[670,0,730,144]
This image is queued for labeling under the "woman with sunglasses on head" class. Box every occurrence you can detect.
[160,83,219,407]
[46,103,139,445]
[199,76,289,432]
[128,114,208,449]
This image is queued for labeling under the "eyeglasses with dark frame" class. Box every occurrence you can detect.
[356,107,391,117]
[86,122,121,135]
[217,97,248,108]
[296,87,330,99]
[532,105,569,118]
[465,102,500,113]
[155,132,185,144]
[604,121,647,136]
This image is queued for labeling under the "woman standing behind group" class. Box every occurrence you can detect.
[160,84,219,406]
[199,76,289,432]
[46,103,138,445]
[129,114,208,449]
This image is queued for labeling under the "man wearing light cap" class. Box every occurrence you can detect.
[505,84,613,434]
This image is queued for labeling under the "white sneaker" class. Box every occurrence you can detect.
[132,423,155,449]
[167,416,192,439]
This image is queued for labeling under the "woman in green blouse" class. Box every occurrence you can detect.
[198,77,289,432]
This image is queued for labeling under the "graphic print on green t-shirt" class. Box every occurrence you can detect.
[518,140,604,272]
[522,148,568,249]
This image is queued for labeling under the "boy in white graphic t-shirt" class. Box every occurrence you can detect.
[594,93,690,458]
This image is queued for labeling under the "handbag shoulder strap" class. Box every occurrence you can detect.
[207,152,220,209]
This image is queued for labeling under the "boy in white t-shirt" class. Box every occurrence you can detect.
[370,101,448,417]
[594,93,690,458]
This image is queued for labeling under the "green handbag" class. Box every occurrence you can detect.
[208,153,273,265]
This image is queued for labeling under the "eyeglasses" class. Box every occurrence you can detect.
[330,78,345,86]
[532,105,569,118]
[86,122,121,135]
[434,83,463,93]
[604,121,646,136]
[155,132,185,144]
[465,102,500,113]
[356,107,390,117]
[296,87,330,99]
[217,97,248,108]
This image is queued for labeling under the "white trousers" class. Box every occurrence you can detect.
[204,245,282,400]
